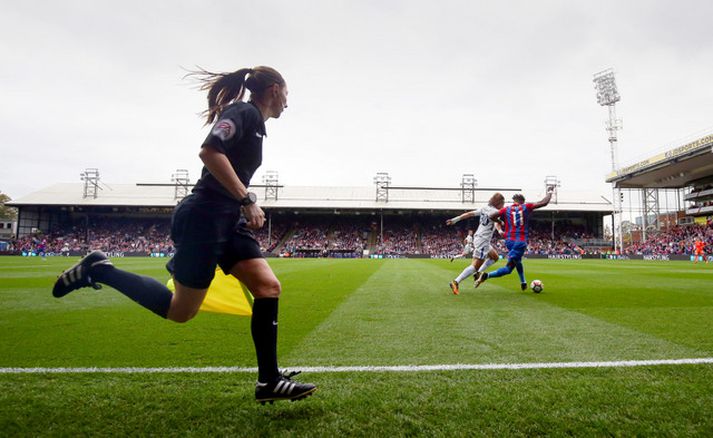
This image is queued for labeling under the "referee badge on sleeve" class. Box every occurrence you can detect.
[212,119,236,141]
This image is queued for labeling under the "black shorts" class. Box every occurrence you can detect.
[167,193,263,289]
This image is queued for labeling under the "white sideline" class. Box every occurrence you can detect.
[2,358,713,374]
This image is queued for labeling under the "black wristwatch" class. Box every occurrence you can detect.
[239,192,257,206]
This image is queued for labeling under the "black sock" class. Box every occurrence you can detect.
[91,265,173,318]
[252,298,280,383]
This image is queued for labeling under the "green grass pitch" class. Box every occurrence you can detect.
[1,256,713,436]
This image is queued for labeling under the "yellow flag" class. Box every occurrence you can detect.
[166,267,253,316]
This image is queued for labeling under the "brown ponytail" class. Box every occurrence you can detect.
[186,66,285,124]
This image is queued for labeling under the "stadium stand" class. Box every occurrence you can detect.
[375,218,421,257]
[6,133,713,260]
[1,213,645,258]
[6,212,713,259]
[10,179,681,258]
[17,184,705,259]
[10,218,174,255]
[623,222,713,256]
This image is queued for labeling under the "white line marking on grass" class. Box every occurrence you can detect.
[2,358,713,374]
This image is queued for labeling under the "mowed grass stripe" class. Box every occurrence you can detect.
[287,259,701,366]
[269,258,383,358]
[519,259,713,354]
[436,258,708,360]
[535,259,713,308]
[0,257,381,368]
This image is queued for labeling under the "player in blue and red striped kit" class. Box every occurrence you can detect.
[475,186,554,290]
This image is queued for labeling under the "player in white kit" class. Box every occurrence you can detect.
[450,230,475,262]
[446,193,505,295]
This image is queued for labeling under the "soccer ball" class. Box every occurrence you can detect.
[530,280,543,293]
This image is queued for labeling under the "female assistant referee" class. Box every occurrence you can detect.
[52,66,316,404]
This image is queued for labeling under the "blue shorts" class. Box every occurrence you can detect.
[505,240,527,263]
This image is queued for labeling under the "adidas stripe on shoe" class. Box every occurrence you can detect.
[255,370,317,404]
[52,250,113,298]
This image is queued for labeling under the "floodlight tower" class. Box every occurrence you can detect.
[460,174,477,203]
[171,169,190,201]
[374,172,391,202]
[262,170,280,201]
[593,68,623,254]
[544,176,560,204]
[80,168,101,199]
[262,170,280,247]
[544,176,561,239]
[373,172,391,248]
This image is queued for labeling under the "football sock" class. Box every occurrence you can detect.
[252,298,280,383]
[455,265,476,283]
[488,264,514,279]
[478,258,495,272]
[515,262,525,284]
[91,265,173,318]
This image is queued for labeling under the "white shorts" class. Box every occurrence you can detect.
[472,241,493,260]
[463,244,474,255]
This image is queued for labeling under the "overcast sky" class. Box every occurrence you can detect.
[2,0,713,200]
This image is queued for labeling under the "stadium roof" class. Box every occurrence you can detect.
[606,133,713,189]
[9,183,613,213]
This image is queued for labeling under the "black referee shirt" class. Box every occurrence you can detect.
[192,102,266,202]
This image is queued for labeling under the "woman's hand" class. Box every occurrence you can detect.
[242,203,265,229]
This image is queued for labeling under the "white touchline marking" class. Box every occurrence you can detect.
[1,358,713,374]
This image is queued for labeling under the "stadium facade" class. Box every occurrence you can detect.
[606,132,713,229]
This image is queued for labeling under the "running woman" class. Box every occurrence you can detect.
[475,187,554,290]
[446,193,505,295]
[52,66,316,404]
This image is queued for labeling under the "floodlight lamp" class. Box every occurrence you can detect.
[593,69,620,106]
[544,175,560,187]
[262,170,279,185]
[461,173,477,185]
[373,172,391,185]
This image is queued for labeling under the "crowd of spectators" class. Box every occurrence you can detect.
[252,221,288,253]
[527,231,584,256]
[375,220,420,256]
[11,219,174,255]
[328,221,368,255]
[525,224,591,256]
[624,222,713,256]
[9,215,713,258]
[418,219,590,258]
[280,219,370,257]
[282,222,328,256]
[420,223,462,258]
